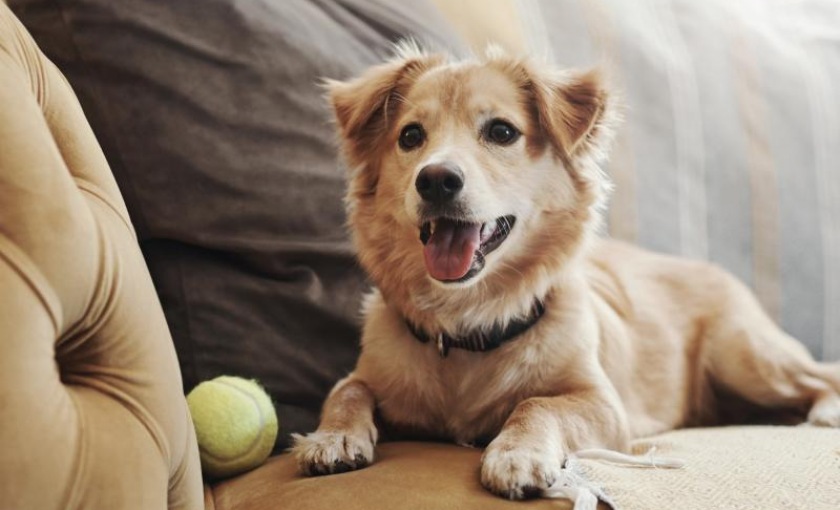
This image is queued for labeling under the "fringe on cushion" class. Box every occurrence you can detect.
[545,447,685,510]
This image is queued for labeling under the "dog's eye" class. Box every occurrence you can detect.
[484,119,520,146]
[399,124,425,151]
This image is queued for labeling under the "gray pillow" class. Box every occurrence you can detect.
[11,0,463,449]
[530,0,840,360]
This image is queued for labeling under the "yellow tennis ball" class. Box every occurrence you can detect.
[187,376,278,479]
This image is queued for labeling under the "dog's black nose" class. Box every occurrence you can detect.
[415,163,464,204]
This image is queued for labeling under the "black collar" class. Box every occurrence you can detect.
[405,300,546,358]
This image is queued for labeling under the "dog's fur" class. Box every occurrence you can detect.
[292,44,840,499]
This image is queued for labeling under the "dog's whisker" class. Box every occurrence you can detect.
[498,260,525,279]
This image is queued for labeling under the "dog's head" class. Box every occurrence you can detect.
[327,43,615,324]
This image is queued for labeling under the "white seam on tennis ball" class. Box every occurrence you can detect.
[197,379,267,463]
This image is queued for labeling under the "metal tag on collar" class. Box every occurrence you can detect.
[437,333,450,358]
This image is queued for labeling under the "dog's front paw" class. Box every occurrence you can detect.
[291,429,376,476]
[480,438,564,500]
[807,393,840,427]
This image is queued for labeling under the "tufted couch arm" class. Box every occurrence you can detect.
[0,4,203,509]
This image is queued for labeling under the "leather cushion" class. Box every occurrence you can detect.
[0,4,202,508]
[207,442,578,510]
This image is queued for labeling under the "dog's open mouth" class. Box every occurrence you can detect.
[419,215,516,283]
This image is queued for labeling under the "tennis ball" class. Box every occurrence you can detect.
[187,376,278,479]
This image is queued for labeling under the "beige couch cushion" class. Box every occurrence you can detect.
[582,426,840,509]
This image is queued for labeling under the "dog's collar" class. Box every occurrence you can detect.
[405,300,546,358]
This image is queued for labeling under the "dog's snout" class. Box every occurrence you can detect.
[415,163,464,204]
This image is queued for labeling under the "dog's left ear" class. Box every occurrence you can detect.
[530,68,614,164]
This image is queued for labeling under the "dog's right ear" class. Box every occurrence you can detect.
[325,48,443,173]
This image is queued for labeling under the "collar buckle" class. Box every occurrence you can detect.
[436,333,449,358]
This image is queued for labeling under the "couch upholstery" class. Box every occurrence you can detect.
[3,1,840,509]
[0,2,202,508]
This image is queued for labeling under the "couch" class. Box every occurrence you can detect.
[2,0,839,509]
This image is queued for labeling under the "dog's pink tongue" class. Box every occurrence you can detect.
[423,219,481,281]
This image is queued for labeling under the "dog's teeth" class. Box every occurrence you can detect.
[419,222,432,244]
[480,222,496,242]
[430,220,437,235]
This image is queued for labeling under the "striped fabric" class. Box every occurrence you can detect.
[515,0,840,361]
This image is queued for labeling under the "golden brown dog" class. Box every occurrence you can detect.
[292,44,840,499]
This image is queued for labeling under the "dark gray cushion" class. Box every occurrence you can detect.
[11,0,462,449]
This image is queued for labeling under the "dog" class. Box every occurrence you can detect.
[291,43,840,499]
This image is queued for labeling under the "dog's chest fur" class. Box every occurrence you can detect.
[355,293,575,444]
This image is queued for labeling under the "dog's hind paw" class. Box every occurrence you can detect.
[291,429,376,476]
